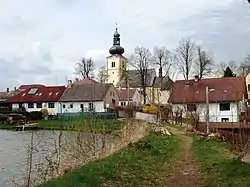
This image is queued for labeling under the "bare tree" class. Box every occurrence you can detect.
[97,66,109,83]
[153,46,172,77]
[75,58,94,78]
[129,46,152,104]
[175,38,195,80]
[194,46,213,79]
[216,61,238,77]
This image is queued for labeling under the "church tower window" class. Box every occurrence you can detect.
[112,62,115,67]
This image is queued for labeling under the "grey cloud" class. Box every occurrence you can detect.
[164,0,250,62]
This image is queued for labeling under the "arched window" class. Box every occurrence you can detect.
[112,62,115,67]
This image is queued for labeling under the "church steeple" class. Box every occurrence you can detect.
[109,23,125,55]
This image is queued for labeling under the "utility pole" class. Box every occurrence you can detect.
[205,86,210,134]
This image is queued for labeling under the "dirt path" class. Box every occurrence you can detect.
[164,126,202,187]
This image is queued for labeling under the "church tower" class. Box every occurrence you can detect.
[106,24,126,86]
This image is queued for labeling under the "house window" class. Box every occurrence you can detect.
[89,103,94,111]
[121,102,126,106]
[28,103,34,108]
[63,104,65,108]
[221,118,229,122]
[187,104,196,112]
[36,103,42,108]
[70,103,73,108]
[112,62,115,67]
[19,103,23,108]
[112,99,116,105]
[219,103,230,111]
[48,102,55,108]
[248,84,250,91]
[80,104,84,108]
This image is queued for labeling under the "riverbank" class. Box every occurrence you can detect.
[0,118,123,133]
[38,132,180,187]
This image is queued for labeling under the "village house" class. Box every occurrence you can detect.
[117,69,157,104]
[152,76,174,105]
[59,82,119,113]
[169,76,246,123]
[116,88,141,106]
[7,85,66,115]
[0,87,19,109]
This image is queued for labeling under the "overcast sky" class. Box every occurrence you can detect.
[0,0,249,90]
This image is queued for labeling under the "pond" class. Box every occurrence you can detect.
[0,130,112,187]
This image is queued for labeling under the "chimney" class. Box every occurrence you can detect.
[67,80,73,88]
[194,75,199,82]
[6,88,9,92]
[159,67,163,78]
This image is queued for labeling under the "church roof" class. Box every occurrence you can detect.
[117,69,156,88]
[153,76,174,90]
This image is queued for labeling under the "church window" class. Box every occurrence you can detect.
[112,62,115,67]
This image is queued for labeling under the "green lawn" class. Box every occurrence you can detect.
[0,118,123,133]
[0,123,15,130]
[37,132,180,187]
[193,136,250,187]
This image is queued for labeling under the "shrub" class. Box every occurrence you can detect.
[142,105,158,114]
[40,109,49,117]
[29,111,43,120]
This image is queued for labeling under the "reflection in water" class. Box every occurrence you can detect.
[0,130,110,187]
[0,121,145,187]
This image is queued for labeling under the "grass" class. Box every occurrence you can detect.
[38,132,180,187]
[37,118,122,133]
[193,136,250,187]
[0,118,123,133]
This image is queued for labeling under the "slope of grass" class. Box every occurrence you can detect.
[193,136,250,187]
[38,132,179,187]
[37,118,122,133]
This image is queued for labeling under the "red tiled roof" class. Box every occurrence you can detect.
[169,76,245,104]
[18,84,44,91]
[117,89,136,101]
[74,77,98,84]
[7,85,66,103]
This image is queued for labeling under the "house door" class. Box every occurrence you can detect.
[112,99,115,106]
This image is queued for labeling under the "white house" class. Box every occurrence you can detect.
[7,85,66,115]
[116,88,141,106]
[169,76,246,123]
[59,82,119,113]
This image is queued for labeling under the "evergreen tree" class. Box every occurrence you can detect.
[223,66,236,77]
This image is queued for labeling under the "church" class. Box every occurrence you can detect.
[105,26,174,106]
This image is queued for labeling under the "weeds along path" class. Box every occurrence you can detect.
[165,126,202,187]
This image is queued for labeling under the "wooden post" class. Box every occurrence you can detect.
[206,86,210,134]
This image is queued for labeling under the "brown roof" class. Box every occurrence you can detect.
[169,76,245,104]
[59,83,113,102]
[117,89,136,101]
[117,69,156,88]
[153,76,174,90]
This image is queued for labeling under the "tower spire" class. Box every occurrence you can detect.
[109,23,124,55]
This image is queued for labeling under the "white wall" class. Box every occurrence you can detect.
[60,101,105,113]
[135,111,157,123]
[172,102,241,122]
[132,90,141,106]
[12,102,60,115]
